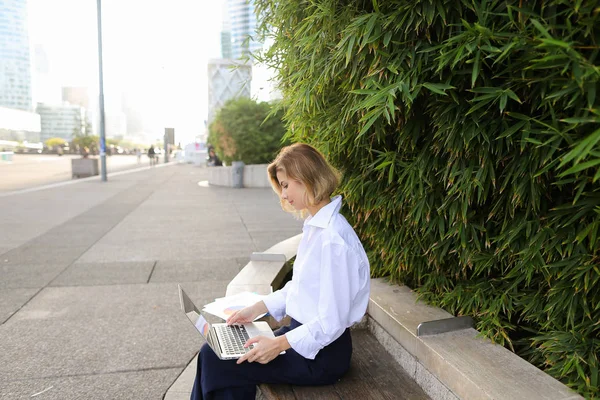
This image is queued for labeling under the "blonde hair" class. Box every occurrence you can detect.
[268,143,340,217]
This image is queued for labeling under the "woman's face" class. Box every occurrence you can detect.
[276,170,308,211]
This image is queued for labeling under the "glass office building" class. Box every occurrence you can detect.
[227,0,262,60]
[0,0,32,111]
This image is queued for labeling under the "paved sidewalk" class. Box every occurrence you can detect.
[0,163,302,399]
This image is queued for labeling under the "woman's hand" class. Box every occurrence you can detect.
[226,301,268,325]
[236,335,290,365]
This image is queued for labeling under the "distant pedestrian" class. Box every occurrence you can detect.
[148,146,156,166]
[136,148,142,164]
[207,148,222,167]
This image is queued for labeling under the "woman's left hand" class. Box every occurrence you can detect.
[236,335,288,365]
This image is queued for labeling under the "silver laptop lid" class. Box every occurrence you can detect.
[178,285,211,339]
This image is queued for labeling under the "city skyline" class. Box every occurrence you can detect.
[27,0,224,144]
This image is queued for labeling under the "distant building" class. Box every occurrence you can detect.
[226,0,262,60]
[0,0,32,110]
[207,59,252,125]
[62,86,94,135]
[0,106,41,142]
[221,31,233,59]
[62,87,90,109]
[36,103,85,142]
[220,1,233,59]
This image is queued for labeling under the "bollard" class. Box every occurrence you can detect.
[231,161,245,188]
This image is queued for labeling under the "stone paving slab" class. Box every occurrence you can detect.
[0,263,67,289]
[1,245,91,266]
[0,367,181,400]
[164,355,198,400]
[0,288,38,324]
[0,164,303,399]
[0,282,221,382]
[0,180,138,250]
[76,239,257,263]
[26,229,110,247]
[50,261,156,287]
[149,258,245,283]
[100,228,253,244]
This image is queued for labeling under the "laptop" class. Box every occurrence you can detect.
[178,285,278,360]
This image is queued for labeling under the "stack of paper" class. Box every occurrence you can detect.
[202,291,267,321]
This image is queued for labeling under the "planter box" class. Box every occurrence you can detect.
[0,151,14,162]
[71,158,99,178]
[208,164,270,188]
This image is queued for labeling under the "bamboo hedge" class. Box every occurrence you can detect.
[255,0,600,396]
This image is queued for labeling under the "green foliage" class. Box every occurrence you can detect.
[72,135,99,149]
[118,140,145,150]
[208,97,288,164]
[44,137,66,148]
[255,0,600,396]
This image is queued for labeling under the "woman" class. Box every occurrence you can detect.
[191,143,370,400]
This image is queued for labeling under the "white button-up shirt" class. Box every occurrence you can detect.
[263,195,370,359]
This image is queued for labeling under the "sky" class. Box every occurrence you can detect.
[28,0,225,144]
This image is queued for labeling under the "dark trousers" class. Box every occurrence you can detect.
[190,319,352,400]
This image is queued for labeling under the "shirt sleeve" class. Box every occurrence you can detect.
[262,280,291,321]
[285,242,360,359]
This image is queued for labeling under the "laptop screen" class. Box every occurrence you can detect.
[178,285,211,339]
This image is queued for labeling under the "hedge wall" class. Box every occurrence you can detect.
[255,0,600,396]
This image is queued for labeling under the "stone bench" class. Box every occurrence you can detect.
[227,234,582,400]
[259,329,429,400]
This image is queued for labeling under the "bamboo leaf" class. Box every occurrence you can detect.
[530,19,552,39]
[560,127,600,167]
[472,51,481,87]
[505,89,522,104]
[345,35,356,66]
[538,38,572,49]
[383,31,392,47]
[559,159,600,176]
[500,93,508,113]
[423,83,454,95]
[560,117,600,124]
[356,112,381,139]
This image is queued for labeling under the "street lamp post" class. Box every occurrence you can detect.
[96,0,107,181]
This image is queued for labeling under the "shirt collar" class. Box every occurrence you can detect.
[305,195,342,229]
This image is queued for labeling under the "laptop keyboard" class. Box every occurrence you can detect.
[216,324,254,355]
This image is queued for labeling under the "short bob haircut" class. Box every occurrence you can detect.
[268,143,340,217]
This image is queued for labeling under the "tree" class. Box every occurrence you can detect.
[45,138,66,149]
[72,135,99,150]
[208,97,288,164]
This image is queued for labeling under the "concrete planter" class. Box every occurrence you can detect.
[231,161,245,188]
[71,157,99,178]
[208,164,271,188]
[0,151,14,162]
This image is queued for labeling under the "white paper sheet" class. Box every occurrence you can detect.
[202,291,267,321]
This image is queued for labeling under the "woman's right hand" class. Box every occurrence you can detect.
[226,301,268,325]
